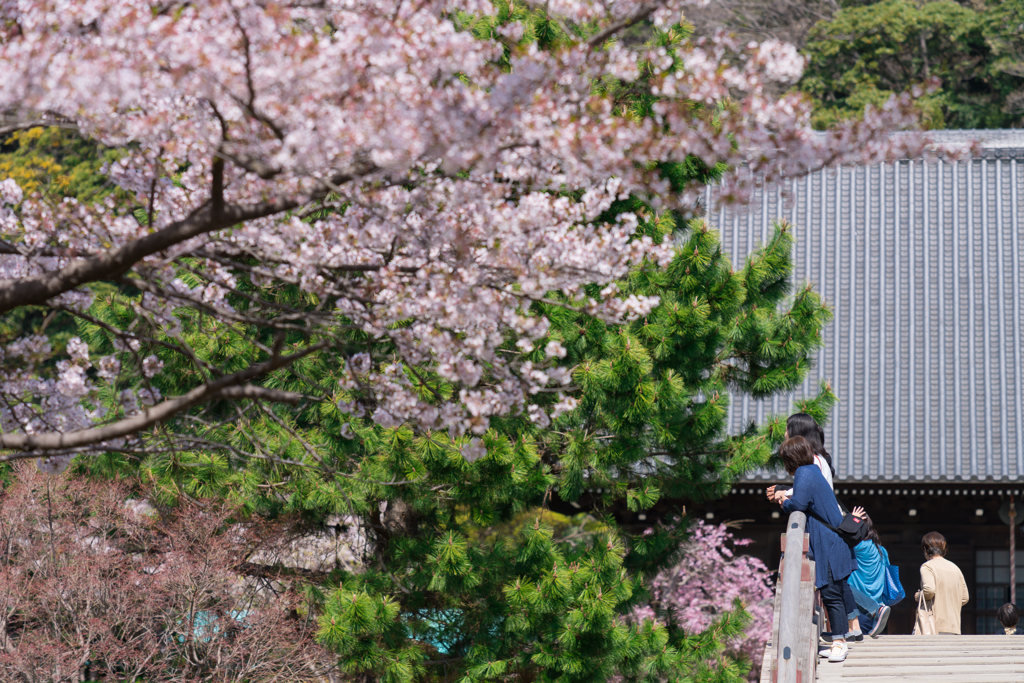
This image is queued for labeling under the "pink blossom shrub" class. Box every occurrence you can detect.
[634,521,774,680]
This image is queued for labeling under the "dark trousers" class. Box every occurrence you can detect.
[820,573,857,636]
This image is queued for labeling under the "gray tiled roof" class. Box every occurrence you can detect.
[706,130,1024,482]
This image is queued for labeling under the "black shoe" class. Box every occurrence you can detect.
[847,631,864,642]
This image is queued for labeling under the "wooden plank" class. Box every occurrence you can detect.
[842,647,1024,655]
[841,648,1024,657]
[836,665,1024,677]
[816,662,1024,682]
[814,634,1024,682]
[796,556,816,683]
[855,644,1024,647]
[846,647,1023,651]
[846,636,1015,642]
[843,646,1024,652]
[850,638,1022,644]
[842,655,1024,665]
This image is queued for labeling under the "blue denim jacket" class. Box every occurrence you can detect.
[782,464,857,588]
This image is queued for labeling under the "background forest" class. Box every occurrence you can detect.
[686,0,1024,129]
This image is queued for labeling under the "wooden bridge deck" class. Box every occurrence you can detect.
[762,635,1024,682]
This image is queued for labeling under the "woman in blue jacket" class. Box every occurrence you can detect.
[845,511,893,638]
[779,436,858,663]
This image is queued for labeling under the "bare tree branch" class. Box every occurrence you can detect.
[0,111,80,137]
[587,4,659,48]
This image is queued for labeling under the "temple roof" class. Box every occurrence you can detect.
[707,130,1024,482]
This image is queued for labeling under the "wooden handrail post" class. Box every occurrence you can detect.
[773,511,815,683]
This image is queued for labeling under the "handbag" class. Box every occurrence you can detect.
[825,497,872,547]
[913,591,937,635]
[880,547,905,606]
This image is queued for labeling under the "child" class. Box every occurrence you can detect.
[997,603,1020,635]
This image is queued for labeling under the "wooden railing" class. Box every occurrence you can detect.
[767,511,818,683]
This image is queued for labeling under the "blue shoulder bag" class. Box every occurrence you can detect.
[880,546,905,606]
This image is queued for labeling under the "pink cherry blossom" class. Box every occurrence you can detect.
[0,178,22,206]
[633,521,774,680]
[141,355,164,378]
[0,0,958,458]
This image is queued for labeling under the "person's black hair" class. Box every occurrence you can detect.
[786,413,835,477]
[998,603,1020,629]
[858,511,881,547]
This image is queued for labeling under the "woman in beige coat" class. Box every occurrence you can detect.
[914,532,969,635]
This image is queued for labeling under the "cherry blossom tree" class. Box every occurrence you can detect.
[632,521,774,680]
[0,0,946,472]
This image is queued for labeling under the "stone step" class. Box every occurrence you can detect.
[814,636,1024,681]
[841,655,1024,666]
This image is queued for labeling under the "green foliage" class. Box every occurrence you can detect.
[0,126,124,199]
[454,0,583,66]
[800,0,1024,129]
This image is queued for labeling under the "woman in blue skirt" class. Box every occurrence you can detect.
[778,436,857,663]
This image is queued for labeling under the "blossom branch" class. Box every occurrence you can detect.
[0,200,296,314]
[0,342,329,453]
[587,4,660,47]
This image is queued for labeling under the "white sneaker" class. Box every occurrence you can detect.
[827,641,848,663]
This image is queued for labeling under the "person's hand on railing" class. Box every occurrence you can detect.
[765,485,786,507]
[767,485,791,505]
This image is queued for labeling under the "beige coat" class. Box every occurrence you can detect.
[919,556,970,634]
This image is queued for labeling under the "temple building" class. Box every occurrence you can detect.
[696,130,1024,634]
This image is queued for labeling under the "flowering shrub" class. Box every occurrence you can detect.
[0,464,332,682]
[634,521,774,680]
